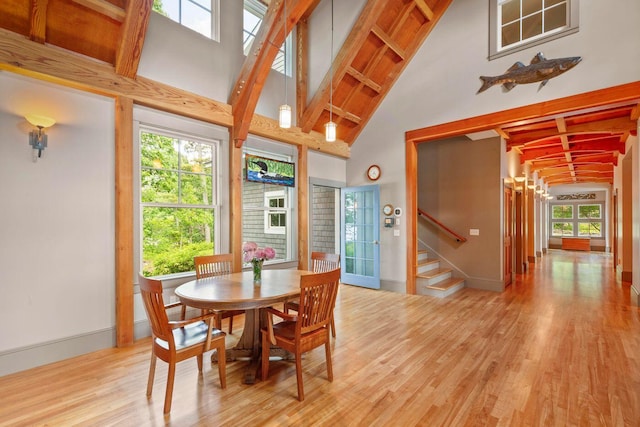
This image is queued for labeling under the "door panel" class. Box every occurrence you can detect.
[340,185,380,289]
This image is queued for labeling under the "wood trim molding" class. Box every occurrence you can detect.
[404,83,640,295]
[406,81,640,144]
[0,27,349,158]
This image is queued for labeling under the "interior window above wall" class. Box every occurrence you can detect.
[489,0,579,59]
[155,0,220,41]
[243,0,291,75]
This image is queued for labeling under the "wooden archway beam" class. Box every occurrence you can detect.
[405,82,640,295]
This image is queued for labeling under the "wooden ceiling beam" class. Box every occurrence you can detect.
[300,0,389,133]
[346,66,382,93]
[506,116,638,146]
[230,0,318,146]
[72,0,126,22]
[371,25,406,60]
[0,27,349,158]
[114,0,152,79]
[29,0,48,44]
[414,0,435,20]
[344,0,454,144]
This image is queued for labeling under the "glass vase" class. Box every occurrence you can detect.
[252,259,264,284]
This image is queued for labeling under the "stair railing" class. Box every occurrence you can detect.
[417,208,467,243]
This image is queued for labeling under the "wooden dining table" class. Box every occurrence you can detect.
[174,269,311,384]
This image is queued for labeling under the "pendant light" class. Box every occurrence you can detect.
[278,0,292,128]
[325,0,336,142]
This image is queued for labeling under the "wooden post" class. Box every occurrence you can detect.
[405,139,418,294]
[298,145,308,270]
[230,132,244,272]
[115,96,134,347]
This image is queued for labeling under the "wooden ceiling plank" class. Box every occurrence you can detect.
[29,0,48,44]
[0,27,349,158]
[414,0,434,20]
[300,0,390,133]
[114,0,152,78]
[72,0,126,22]
[371,25,406,60]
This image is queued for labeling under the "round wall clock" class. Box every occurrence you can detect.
[383,204,394,216]
[367,164,381,181]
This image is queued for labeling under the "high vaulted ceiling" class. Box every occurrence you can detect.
[0,0,638,184]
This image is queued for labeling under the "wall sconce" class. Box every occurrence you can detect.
[25,114,56,162]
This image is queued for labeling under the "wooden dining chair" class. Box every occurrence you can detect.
[284,252,340,337]
[261,267,341,401]
[139,274,226,415]
[194,254,244,334]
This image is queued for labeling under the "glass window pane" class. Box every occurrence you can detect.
[142,207,214,276]
[180,141,212,174]
[182,0,211,38]
[578,205,601,219]
[141,169,179,203]
[501,0,520,24]
[545,0,565,7]
[163,0,180,22]
[552,205,573,219]
[191,0,211,10]
[141,132,178,170]
[502,21,521,47]
[522,12,542,39]
[522,0,542,17]
[544,4,566,31]
[181,173,212,205]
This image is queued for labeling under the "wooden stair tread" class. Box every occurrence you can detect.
[424,277,464,291]
[416,267,451,279]
[417,258,439,266]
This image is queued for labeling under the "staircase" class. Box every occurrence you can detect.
[416,250,465,298]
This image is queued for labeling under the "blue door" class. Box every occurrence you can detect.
[340,185,380,289]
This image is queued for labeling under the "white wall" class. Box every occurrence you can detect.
[0,73,115,354]
[350,0,640,287]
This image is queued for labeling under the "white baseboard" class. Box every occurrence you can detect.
[0,328,115,377]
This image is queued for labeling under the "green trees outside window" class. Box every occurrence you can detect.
[141,130,217,276]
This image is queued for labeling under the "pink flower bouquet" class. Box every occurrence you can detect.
[242,242,275,283]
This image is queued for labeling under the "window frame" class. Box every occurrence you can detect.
[264,190,287,235]
[134,110,229,280]
[489,0,579,60]
[157,0,220,42]
[549,200,604,239]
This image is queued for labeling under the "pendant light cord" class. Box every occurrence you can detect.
[329,0,333,123]
[284,0,287,104]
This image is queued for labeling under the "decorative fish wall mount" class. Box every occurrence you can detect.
[477,52,581,94]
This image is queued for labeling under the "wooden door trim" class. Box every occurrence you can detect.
[405,82,640,294]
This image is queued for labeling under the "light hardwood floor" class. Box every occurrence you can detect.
[1,250,639,426]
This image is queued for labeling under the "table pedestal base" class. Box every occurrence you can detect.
[209,308,294,384]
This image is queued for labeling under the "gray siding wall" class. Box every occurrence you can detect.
[312,186,337,254]
[242,180,287,261]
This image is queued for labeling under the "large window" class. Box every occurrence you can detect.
[243,0,291,75]
[156,0,220,41]
[490,0,578,59]
[140,128,218,276]
[550,202,603,238]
